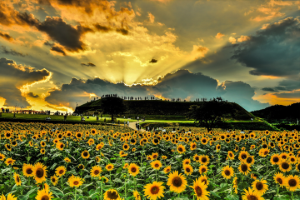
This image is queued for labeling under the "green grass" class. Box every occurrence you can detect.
[0,113,136,123]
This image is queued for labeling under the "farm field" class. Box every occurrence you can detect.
[0,122,300,200]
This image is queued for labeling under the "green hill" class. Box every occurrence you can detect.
[251,102,300,123]
[75,99,254,121]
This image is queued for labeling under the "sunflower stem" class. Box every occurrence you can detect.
[74,187,77,200]
[100,180,103,200]
[292,192,294,200]
[125,176,127,199]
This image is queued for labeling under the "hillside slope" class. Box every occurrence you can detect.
[75,99,254,121]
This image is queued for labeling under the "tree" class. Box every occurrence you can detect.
[188,101,233,132]
[100,97,127,121]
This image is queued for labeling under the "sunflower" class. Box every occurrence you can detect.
[285,175,300,192]
[201,137,209,145]
[152,152,159,160]
[245,155,255,165]
[128,163,140,177]
[216,144,221,152]
[199,155,210,165]
[151,160,162,170]
[87,138,95,146]
[233,177,238,194]
[190,142,197,150]
[190,177,210,200]
[242,187,264,200]
[279,161,292,173]
[54,166,66,177]
[183,164,193,176]
[1,193,17,200]
[199,175,209,185]
[78,164,85,170]
[91,166,102,177]
[274,172,285,188]
[68,175,84,187]
[123,163,129,169]
[14,173,21,186]
[34,162,47,184]
[0,153,5,161]
[222,166,234,179]
[50,175,58,186]
[133,190,141,200]
[81,150,90,159]
[106,164,114,171]
[5,158,15,166]
[95,156,101,163]
[182,158,191,166]
[199,165,208,174]
[64,157,71,163]
[35,187,53,200]
[177,144,186,154]
[163,166,171,174]
[252,179,268,195]
[96,143,104,151]
[144,181,165,200]
[238,151,249,162]
[56,142,64,151]
[22,163,34,177]
[100,176,109,183]
[161,155,167,160]
[167,171,187,193]
[104,189,120,200]
[238,163,251,175]
[193,154,200,162]
[270,154,281,165]
[123,143,130,151]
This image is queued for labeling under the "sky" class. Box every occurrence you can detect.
[0,0,299,112]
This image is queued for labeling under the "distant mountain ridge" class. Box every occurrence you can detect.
[251,102,300,123]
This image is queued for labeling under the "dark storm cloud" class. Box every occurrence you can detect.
[0,58,51,107]
[231,17,300,77]
[275,91,300,99]
[262,87,275,92]
[149,58,158,63]
[27,92,39,98]
[116,28,129,35]
[94,24,112,32]
[1,46,26,57]
[36,17,90,52]
[0,31,13,41]
[50,45,66,56]
[81,62,96,67]
[45,69,268,111]
[44,41,54,46]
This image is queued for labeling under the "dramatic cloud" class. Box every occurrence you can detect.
[45,69,268,111]
[1,46,26,57]
[81,62,96,67]
[149,59,158,63]
[231,17,300,77]
[0,31,13,41]
[50,45,66,56]
[0,57,51,107]
[27,92,39,98]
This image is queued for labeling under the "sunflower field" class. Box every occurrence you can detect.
[1,122,300,200]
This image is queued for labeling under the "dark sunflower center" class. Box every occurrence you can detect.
[203,139,207,143]
[150,186,159,194]
[289,179,297,187]
[277,178,282,184]
[17,176,20,182]
[154,139,158,143]
[83,152,88,157]
[52,178,56,182]
[195,186,202,196]
[155,164,159,168]
[36,168,44,178]
[79,165,83,169]
[178,147,183,152]
[202,158,207,163]
[192,144,196,148]
[202,179,207,184]
[153,155,157,159]
[241,154,247,159]
[241,164,248,172]
[282,155,287,159]
[201,168,206,173]
[186,167,190,172]
[73,181,79,185]
[59,170,64,174]
[41,195,50,200]
[94,170,100,175]
[247,195,258,200]
[26,168,33,174]
[225,170,230,176]
[246,157,253,163]
[131,167,137,172]
[273,157,279,162]
[256,182,263,190]
[172,177,182,187]
[282,162,289,169]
